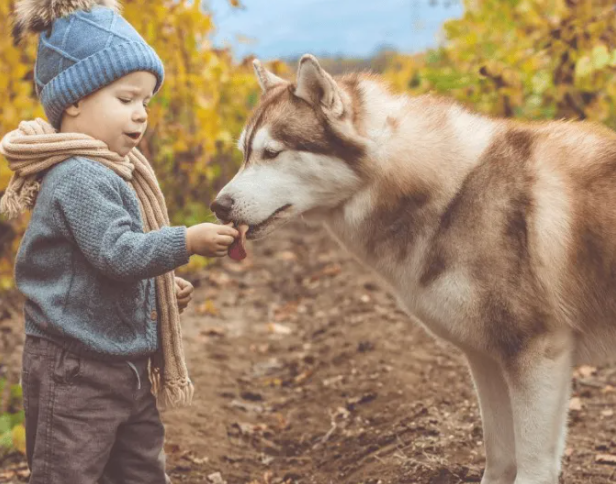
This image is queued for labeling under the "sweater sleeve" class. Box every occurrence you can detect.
[51,161,190,283]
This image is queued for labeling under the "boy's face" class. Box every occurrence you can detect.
[60,71,157,157]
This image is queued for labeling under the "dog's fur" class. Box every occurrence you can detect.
[212,54,616,484]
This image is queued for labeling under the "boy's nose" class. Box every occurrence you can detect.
[134,112,147,123]
[210,194,234,221]
[133,106,148,123]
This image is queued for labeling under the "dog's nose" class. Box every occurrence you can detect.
[210,194,234,221]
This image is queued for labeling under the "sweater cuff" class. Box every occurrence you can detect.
[167,226,191,267]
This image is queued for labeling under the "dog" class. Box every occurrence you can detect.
[211,54,616,484]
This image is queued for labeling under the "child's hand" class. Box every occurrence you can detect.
[186,222,239,258]
[175,276,194,313]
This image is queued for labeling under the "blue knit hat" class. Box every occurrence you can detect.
[12,0,164,129]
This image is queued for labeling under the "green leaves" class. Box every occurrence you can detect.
[0,0,263,283]
[385,0,616,126]
[0,379,25,455]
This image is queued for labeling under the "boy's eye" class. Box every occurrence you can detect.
[119,98,131,104]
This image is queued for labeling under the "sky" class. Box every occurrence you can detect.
[208,0,464,61]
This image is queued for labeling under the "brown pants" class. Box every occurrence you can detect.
[21,336,171,484]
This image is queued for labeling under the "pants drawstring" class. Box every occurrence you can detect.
[126,361,142,391]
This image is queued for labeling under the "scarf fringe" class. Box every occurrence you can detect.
[0,189,23,220]
[21,180,41,210]
[162,381,195,408]
[1,178,40,219]
[148,361,193,408]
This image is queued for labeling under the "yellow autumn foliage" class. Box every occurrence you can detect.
[10,422,26,454]
[4,0,616,291]
[384,0,616,126]
[0,0,280,287]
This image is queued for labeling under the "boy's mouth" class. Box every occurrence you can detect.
[124,131,141,140]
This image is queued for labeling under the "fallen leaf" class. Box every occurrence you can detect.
[294,369,313,384]
[334,406,351,420]
[273,301,299,322]
[268,322,293,335]
[309,263,342,281]
[182,451,210,466]
[196,300,219,316]
[596,454,616,465]
[262,470,275,483]
[263,377,283,387]
[230,399,266,413]
[575,365,597,378]
[322,375,344,387]
[207,471,228,484]
[229,421,268,438]
[274,412,291,431]
[569,397,583,411]
[277,250,298,261]
[347,392,378,410]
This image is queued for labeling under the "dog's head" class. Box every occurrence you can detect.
[211,54,369,239]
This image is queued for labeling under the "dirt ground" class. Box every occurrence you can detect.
[3,220,616,483]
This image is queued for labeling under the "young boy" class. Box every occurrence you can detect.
[3,0,239,482]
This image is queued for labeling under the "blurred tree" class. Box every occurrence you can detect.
[0,0,274,286]
[385,0,616,126]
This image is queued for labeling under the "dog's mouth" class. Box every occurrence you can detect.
[227,204,292,261]
[245,204,293,239]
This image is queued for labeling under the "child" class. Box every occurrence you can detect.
[1,0,239,482]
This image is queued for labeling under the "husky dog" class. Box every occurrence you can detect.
[211,54,616,484]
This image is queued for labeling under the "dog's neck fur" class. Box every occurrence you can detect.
[322,77,501,279]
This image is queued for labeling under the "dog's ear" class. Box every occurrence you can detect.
[294,54,344,117]
[253,59,286,93]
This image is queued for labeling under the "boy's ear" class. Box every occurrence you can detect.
[64,101,81,117]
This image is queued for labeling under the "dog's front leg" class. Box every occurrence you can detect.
[503,334,573,484]
[466,351,517,484]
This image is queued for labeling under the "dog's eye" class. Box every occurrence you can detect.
[263,148,281,159]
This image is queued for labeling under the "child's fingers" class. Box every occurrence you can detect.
[177,281,193,296]
[178,297,192,307]
[213,245,230,256]
[217,235,235,246]
[175,276,191,288]
[218,225,239,237]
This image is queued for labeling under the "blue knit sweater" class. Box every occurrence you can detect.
[15,156,190,360]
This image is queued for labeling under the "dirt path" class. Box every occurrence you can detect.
[3,220,616,483]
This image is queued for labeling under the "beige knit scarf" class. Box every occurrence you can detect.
[0,118,193,408]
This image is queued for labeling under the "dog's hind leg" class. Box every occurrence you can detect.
[502,332,573,484]
[466,351,517,484]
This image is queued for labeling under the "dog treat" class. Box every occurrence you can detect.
[229,224,249,261]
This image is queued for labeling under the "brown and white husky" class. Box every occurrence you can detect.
[211,54,616,484]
